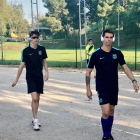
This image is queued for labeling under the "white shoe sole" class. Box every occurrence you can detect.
[31,121,41,127]
[33,126,40,131]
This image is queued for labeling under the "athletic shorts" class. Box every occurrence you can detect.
[97,91,118,106]
[26,78,44,94]
[87,59,89,65]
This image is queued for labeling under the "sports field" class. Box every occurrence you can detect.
[0,66,140,140]
[1,47,140,69]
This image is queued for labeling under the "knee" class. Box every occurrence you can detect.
[32,97,39,103]
[110,108,115,116]
[102,111,110,119]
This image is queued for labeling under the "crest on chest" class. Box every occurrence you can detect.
[38,51,42,55]
[112,54,117,59]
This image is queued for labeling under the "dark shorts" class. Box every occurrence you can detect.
[26,78,44,94]
[97,91,118,106]
[87,59,89,65]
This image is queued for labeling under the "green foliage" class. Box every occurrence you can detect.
[11,4,29,34]
[43,0,68,23]
[41,0,140,53]
[65,0,79,29]
[122,0,140,38]
[106,0,115,4]
[42,0,70,38]
[0,36,6,42]
[39,17,62,34]
[0,0,29,37]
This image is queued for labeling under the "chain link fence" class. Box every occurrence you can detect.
[0,0,140,69]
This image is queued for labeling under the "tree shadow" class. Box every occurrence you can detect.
[0,66,140,140]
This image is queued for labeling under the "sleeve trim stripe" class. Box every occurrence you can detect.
[21,45,29,62]
[112,47,120,51]
[87,48,100,67]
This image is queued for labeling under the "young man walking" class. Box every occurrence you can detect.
[85,39,96,78]
[12,30,48,131]
[86,29,139,140]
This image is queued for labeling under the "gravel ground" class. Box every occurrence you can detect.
[0,66,140,140]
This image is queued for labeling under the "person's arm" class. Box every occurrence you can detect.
[43,59,49,81]
[121,64,139,92]
[86,68,93,99]
[85,45,90,56]
[86,52,95,99]
[12,62,25,87]
[85,50,90,56]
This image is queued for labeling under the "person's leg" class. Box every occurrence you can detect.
[101,104,111,119]
[108,93,117,137]
[101,104,111,138]
[108,105,115,136]
[31,78,43,126]
[31,92,40,119]
[109,105,115,116]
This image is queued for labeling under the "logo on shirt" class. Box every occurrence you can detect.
[113,54,117,59]
[29,53,33,55]
[100,57,105,59]
[99,98,103,103]
[38,51,42,55]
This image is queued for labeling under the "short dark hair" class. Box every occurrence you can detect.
[29,30,40,37]
[102,29,114,37]
[88,39,92,42]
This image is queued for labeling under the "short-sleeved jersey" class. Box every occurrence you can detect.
[85,44,94,59]
[21,45,48,80]
[88,47,126,93]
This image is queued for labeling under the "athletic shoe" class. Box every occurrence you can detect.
[33,119,40,131]
[109,135,114,140]
[32,118,41,127]
[102,136,111,140]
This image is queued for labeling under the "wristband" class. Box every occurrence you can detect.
[132,79,137,83]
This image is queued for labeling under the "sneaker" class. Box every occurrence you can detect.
[33,119,40,131]
[32,118,41,127]
[109,135,114,140]
[102,136,111,140]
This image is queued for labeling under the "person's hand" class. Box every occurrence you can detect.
[44,71,49,81]
[133,82,139,92]
[87,89,92,100]
[12,80,18,87]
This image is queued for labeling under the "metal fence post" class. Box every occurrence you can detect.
[0,19,4,65]
[135,25,137,70]
[75,37,77,68]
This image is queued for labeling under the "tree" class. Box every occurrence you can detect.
[39,17,62,35]
[107,2,125,30]
[122,0,140,37]
[97,0,115,30]
[0,0,11,35]
[11,4,29,34]
[43,0,68,23]
[65,0,79,29]
[42,0,69,37]
[0,0,29,37]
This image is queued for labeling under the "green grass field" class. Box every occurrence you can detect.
[0,42,140,69]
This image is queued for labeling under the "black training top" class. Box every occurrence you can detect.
[88,47,126,93]
[21,45,48,80]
